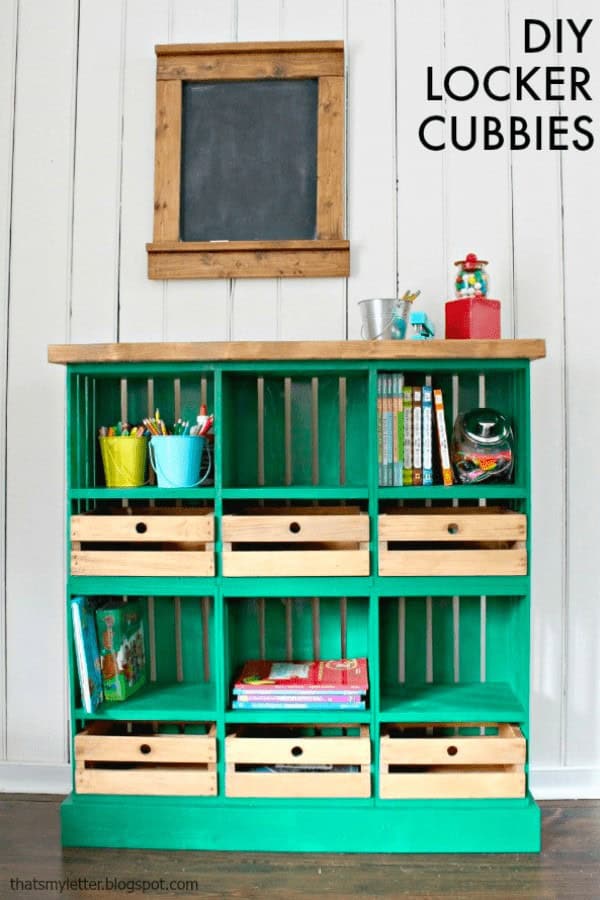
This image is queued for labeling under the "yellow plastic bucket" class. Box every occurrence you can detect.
[99,436,147,488]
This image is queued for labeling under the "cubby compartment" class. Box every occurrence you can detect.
[222,502,369,577]
[225,724,370,797]
[224,595,371,713]
[221,371,368,488]
[71,505,214,576]
[73,595,216,720]
[379,722,525,799]
[68,369,215,490]
[376,364,528,491]
[75,720,217,796]
[378,505,526,576]
[379,595,529,723]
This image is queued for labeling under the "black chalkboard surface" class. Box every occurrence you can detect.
[180,79,318,242]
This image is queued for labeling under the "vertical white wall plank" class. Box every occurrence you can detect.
[70,0,125,343]
[395,0,446,335]
[228,0,281,340]
[6,0,78,762]
[165,0,234,342]
[0,0,18,762]
[346,0,396,339]
[509,0,566,769]
[279,0,346,339]
[118,0,170,341]
[443,0,514,335]
[558,0,600,770]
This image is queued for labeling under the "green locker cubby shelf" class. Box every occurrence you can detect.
[51,338,545,853]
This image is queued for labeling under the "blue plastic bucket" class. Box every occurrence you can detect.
[149,435,211,488]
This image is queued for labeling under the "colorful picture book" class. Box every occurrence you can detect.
[95,599,146,702]
[71,596,103,714]
[377,375,454,487]
[233,658,368,709]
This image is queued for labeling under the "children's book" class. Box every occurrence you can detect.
[402,386,413,485]
[412,386,423,485]
[434,388,454,486]
[392,373,404,485]
[232,700,366,710]
[422,384,433,486]
[233,658,369,693]
[235,691,364,703]
[71,596,103,714]
[96,599,147,701]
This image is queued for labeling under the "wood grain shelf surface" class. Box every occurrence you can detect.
[49,339,546,364]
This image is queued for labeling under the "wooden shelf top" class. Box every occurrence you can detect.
[48,339,546,365]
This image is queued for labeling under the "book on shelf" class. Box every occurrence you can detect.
[232,700,366,710]
[412,386,423,486]
[233,658,369,708]
[392,373,404,485]
[434,388,454,485]
[71,596,103,714]
[234,691,364,703]
[402,385,413,485]
[422,384,433,486]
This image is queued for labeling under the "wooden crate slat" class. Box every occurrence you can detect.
[71,512,214,542]
[75,732,216,763]
[226,770,370,799]
[380,731,525,765]
[225,733,370,765]
[76,767,217,796]
[378,548,526,577]
[222,550,369,577]
[378,510,526,542]
[222,513,369,542]
[71,550,214,577]
[379,767,525,800]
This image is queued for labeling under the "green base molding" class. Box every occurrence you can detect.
[62,792,541,853]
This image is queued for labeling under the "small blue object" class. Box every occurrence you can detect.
[410,310,435,340]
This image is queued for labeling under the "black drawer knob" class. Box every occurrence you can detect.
[289,522,301,534]
[139,743,152,755]
[291,745,303,757]
[136,522,148,534]
[447,523,459,535]
[446,745,458,756]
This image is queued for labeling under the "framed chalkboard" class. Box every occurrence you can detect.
[146,42,349,280]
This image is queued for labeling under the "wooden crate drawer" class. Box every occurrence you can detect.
[75,722,217,796]
[222,509,370,577]
[380,723,526,799]
[226,725,371,798]
[71,508,214,576]
[379,507,526,576]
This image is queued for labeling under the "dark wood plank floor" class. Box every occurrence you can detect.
[0,796,598,899]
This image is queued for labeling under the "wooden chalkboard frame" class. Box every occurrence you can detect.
[146,42,349,280]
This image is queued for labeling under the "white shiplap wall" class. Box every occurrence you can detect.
[1,0,598,798]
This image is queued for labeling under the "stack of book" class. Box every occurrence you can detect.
[377,374,453,487]
[232,658,369,710]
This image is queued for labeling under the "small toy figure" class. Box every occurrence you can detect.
[410,310,435,340]
[454,252,489,298]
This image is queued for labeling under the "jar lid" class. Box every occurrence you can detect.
[454,252,488,271]
[463,408,511,444]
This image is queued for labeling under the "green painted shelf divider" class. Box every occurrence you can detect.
[54,340,543,853]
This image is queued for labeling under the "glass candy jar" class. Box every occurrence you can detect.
[451,407,514,483]
[454,252,489,298]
